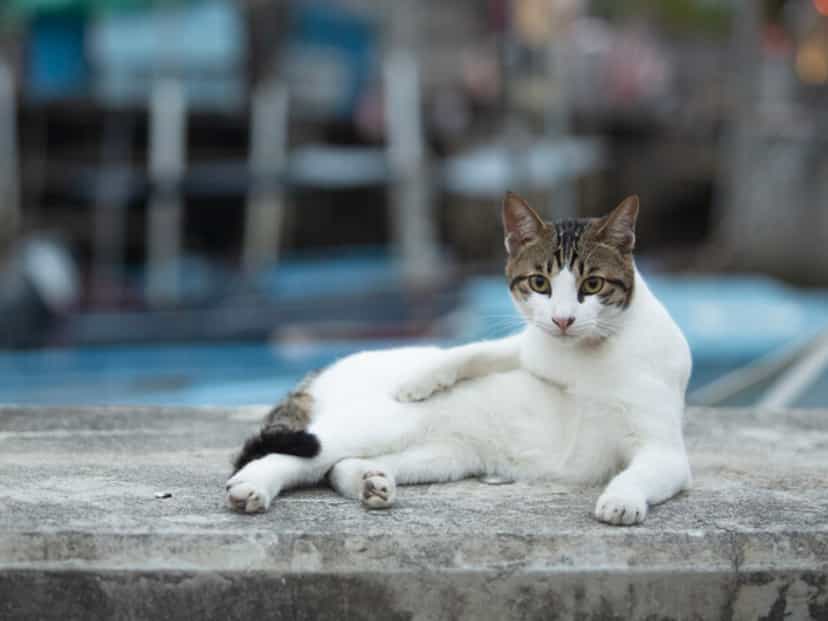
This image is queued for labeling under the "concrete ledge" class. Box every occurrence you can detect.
[1,405,827,620]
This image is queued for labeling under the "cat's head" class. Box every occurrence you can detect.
[503,192,639,342]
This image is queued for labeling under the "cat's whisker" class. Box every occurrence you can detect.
[480,315,525,326]
[226,192,690,531]
[482,315,525,325]
[481,324,525,338]
[480,312,523,318]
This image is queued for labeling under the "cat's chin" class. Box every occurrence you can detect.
[533,323,605,345]
[533,323,578,340]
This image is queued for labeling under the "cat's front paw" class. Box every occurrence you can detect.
[361,471,396,510]
[393,369,457,402]
[594,489,647,526]
[226,480,271,513]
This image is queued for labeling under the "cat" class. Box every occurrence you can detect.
[226,192,692,525]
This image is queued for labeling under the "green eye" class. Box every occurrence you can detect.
[581,277,604,295]
[528,274,550,295]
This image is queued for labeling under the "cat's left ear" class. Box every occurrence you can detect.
[595,195,639,253]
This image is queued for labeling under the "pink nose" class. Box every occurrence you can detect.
[552,317,575,332]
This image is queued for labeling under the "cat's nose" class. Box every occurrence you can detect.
[552,316,575,332]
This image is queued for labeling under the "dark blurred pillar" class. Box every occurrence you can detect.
[243,0,291,85]
[0,59,20,258]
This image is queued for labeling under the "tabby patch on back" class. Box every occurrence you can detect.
[232,371,321,473]
[503,193,639,340]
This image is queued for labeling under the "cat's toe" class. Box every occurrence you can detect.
[594,490,647,526]
[226,481,270,513]
[394,381,434,402]
[361,471,396,510]
[393,371,456,402]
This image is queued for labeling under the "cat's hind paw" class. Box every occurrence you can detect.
[226,480,271,513]
[361,471,396,510]
[393,369,457,402]
[594,489,647,526]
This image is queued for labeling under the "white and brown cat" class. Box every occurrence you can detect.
[226,192,692,525]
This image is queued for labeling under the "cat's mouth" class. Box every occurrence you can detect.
[535,322,577,339]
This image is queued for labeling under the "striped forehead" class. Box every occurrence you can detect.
[553,219,590,269]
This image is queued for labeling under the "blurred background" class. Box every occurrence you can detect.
[0,0,826,408]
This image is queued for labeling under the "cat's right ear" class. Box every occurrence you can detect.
[502,192,547,256]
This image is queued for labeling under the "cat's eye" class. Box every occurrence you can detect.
[528,274,551,295]
[581,277,604,295]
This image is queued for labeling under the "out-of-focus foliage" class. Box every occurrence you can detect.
[591,0,734,37]
[4,0,191,18]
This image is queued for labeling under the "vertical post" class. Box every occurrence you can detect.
[384,2,438,283]
[713,0,760,254]
[242,79,288,274]
[146,78,186,305]
[0,60,20,252]
[544,33,575,220]
[385,53,439,282]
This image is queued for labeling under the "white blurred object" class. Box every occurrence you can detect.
[760,330,828,409]
[384,49,439,282]
[442,137,604,198]
[21,237,80,312]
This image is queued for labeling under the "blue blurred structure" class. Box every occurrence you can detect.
[4,0,828,410]
[89,0,246,108]
[0,341,350,406]
[4,263,828,407]
[254,248,400,301]
[18,0,246,106]
[27,11,88,98]
[282,1,378,119]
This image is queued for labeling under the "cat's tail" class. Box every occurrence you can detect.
[232,428,320,473]
[231,382,321,473]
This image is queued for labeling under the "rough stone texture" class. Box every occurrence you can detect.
[0,405,826,620]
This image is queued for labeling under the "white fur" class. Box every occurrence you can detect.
[226,268,692,525]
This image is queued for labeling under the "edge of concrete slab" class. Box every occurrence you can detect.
[1,405,827,620]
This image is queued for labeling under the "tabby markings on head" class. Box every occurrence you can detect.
[506,216,636,310]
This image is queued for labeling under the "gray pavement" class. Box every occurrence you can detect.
[0,405,826,620]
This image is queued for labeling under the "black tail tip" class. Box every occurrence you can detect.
[232,429,321,473]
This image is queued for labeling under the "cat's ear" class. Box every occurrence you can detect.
[502,192,547,256]
[595,195,639,253]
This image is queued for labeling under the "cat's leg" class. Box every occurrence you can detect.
[226,403,418,513]
[226,453,328,513]
[328,458,397,510]
[329,441,483,509]
[394,334,522,402]
[594,445,691,526]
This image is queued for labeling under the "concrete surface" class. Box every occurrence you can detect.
[0,405,826,620]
